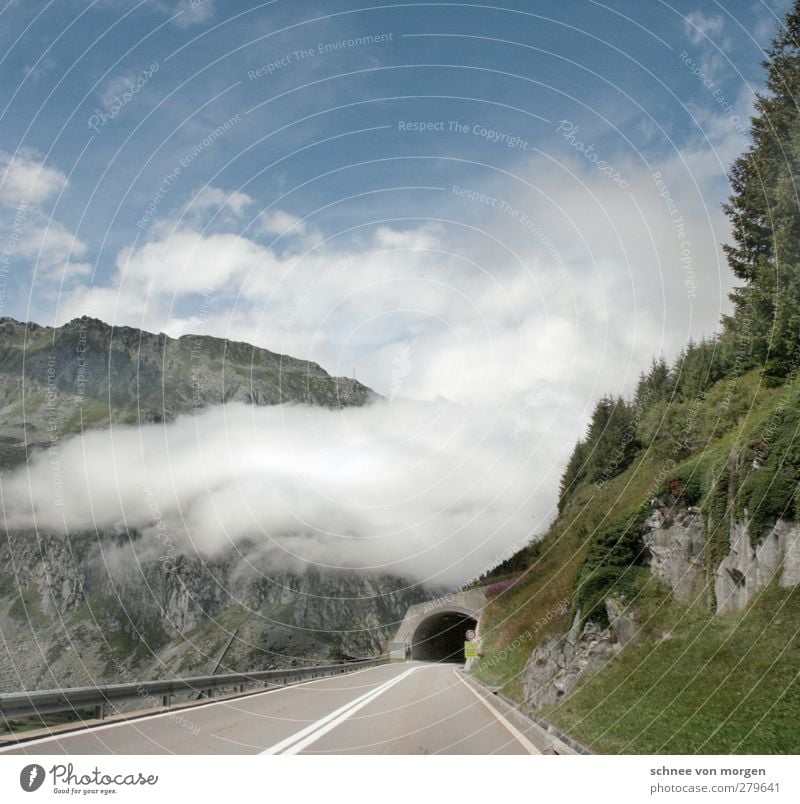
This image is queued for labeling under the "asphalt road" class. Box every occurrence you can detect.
[0,662,546,755]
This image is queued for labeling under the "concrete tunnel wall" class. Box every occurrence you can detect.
[389,588,486,662]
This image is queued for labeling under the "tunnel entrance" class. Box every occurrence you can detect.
[410,611,478,662]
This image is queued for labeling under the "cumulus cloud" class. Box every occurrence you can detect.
[16,218,89,277]
[258,209,308,238]
[0,150,68,207]
[182,186,254,223]
[59,114,737,424]
[684,10,727,45]
[101,228,270,301]
[0,401,555,587]
[0,150,91,298]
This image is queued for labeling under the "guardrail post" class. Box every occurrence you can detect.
[162,694,171,708]
[94,703,106,720]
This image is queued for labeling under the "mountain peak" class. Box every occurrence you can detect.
[0,317,377,469]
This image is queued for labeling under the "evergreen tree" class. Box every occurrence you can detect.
[558,438,589,512]
[722,2,800,379]
[633,356,671,413]
[558,397,639,511]
[672,337,721,401]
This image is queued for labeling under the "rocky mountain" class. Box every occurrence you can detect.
[0,317,427,693]
[0,316,375,469]
[0,528,422,692]
[472,366,800,753]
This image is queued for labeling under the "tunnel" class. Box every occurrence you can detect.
[410,611,478,662]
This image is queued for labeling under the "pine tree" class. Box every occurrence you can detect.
[672,337,720,401]
[558,438,589,512]
[633,356,670,413]
[558,397,639,511]
[722,2,800,379]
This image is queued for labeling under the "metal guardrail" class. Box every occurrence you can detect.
[0,657,388,725]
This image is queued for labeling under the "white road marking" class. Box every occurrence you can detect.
[453,671,540,754]
[0,663,395,753]
[261,666,419,754]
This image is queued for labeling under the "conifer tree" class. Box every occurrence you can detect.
[722,2,800,378]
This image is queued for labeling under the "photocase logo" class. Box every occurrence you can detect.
[20,765,45,792]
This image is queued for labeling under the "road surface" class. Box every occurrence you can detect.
[0,662,548,755]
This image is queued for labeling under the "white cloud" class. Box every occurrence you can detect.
[0,151,90,296]
[118,229,270,295]
[61,133,734,410]
[51,118,739,586]
[172,0,214,27]
[183,186,254,222]
[0,151,68,207]
[684,10,726,45]
[258,209,307,238]
[1,401,554,587]
[17,219,88,276]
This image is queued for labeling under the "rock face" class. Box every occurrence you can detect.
[0,316,376,469]
[0,529,429,692]
[522,497,800,711]
[605,596,641,646]
[522,598,637,712]
[715,515,800,614]
[643,501,706,604]
[0,317,425,693]
[642,494,800,613]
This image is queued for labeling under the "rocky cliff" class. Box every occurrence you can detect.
[0,528,425,692]
[521,489,800,713]
[0,316,375,469]
[0,317,427,692]
[522,598,640,711]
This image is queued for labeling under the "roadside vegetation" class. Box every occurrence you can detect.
[472,3,800,752]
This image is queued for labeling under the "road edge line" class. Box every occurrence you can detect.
[454,670,540,755]
[462,671,591,755]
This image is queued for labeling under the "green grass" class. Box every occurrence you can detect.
[0,711,87,737]
[8,585,51,629]
[66,594,169,673]
[472,449,673,698]
[542,583,800,754]
[471,368,800,752]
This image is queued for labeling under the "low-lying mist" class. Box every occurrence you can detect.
[1,399,558,588]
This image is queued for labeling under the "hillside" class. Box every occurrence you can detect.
[470,6,800,754]
[0,317,427,694]
[0,316,375,469]
[472,367,800,752]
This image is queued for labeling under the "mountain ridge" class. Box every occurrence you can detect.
[0,316,428,695]
[0,315,377,470]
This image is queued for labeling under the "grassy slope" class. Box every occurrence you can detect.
[546,583,800,753]
[472,368,800,752]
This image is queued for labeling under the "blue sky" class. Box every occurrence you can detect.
[1,1,785,382]
[0,1,795,580]
[1,2,787,316]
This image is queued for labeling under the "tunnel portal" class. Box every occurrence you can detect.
[410,611,478,662]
